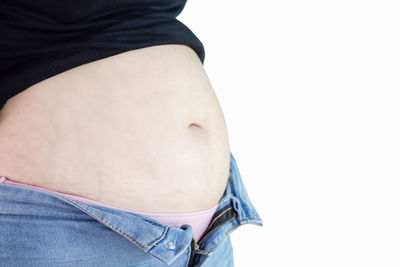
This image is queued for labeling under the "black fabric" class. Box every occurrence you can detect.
[0,0,205,110]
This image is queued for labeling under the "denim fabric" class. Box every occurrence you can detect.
[0,151,263,266]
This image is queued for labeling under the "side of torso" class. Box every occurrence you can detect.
[0,44,231,213]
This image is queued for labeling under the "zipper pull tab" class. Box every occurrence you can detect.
[189,237,214,266]
[194,242,213,256]
[195,248,213,256]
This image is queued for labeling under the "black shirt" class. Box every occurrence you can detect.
[0,0,205,110]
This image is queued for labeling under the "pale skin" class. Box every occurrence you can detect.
[0,44,231,213]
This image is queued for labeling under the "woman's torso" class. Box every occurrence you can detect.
[0,44,231,213]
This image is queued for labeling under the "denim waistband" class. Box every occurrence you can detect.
[0,151,263,265]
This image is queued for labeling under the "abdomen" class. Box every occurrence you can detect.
[0,44,231,213]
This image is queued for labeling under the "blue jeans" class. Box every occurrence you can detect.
[0,152,263,266]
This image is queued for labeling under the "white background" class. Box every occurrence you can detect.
[179,1,400,266]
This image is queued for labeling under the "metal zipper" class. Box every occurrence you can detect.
[197,211,237,247]
[188,207,237,266]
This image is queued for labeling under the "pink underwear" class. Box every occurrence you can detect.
[0,176,218,241]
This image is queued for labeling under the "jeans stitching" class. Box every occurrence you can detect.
[71,201,149,250]
[148,226,168,248]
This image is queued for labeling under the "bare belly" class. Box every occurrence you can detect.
[0,44,231,213]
